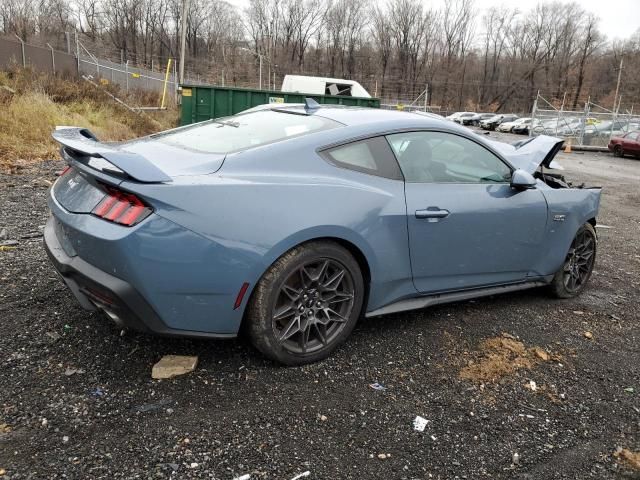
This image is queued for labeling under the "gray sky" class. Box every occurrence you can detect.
[227,0,640,42]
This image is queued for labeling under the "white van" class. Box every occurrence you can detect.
[281,75,371,98]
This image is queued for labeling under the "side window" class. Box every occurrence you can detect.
[386,131,512,184]
[625,132,638,141]
[321,136,403,180]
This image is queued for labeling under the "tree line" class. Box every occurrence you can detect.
[1,0,639,113]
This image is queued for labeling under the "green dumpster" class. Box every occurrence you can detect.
[180,84,380,126]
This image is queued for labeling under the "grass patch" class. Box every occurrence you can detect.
[0,68,178,172]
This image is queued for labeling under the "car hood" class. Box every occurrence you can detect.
[487,135,564,174]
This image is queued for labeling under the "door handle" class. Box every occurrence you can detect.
[415,208,450,219]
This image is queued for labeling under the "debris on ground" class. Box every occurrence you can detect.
[614,448,640,471]
[512,452,520,465]
[525,380,538,392]
[459,337,552,383]
[290,472,311,480]
[369,382,386,391]
[151,355,198,379]
[45,331,61,342]
[584,331,594,339]
[413,416,429,432]
[91,387,105,397]
[19,232,43,239]
[377,453,391,460]
[64,367,85,376]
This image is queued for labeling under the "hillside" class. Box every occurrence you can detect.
[0,69,178,173]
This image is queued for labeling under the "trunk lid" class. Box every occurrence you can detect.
[487,135,564,174]
[51,127,225,213]
[52,127,226,182]
[52,168,107,213]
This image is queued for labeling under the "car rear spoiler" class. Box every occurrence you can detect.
[52,127,171,183]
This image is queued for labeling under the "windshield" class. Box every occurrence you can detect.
[153,110,341,154]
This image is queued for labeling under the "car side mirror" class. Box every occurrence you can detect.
[511,169,537,190]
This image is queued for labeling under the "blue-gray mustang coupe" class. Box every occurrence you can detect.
[45,102,601,364]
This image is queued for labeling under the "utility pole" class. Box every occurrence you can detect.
[613,57,623,112]
[240,47,265,90]
[178,0,190,86]
[424,83,429,112]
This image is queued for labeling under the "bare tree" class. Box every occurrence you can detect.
[438,0,474,109]
[571,13,602,108]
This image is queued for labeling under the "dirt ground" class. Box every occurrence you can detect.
[0,130,639,479]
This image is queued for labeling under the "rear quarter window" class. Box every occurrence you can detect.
[321,137,403,180]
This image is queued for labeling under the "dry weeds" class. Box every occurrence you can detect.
[0,68,178,172]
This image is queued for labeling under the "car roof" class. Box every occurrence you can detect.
[255,103,451,128]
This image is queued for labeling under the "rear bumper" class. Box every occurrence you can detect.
[44,215,235,339]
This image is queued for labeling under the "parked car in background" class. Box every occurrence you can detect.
[583,120,640,145]
[532,118,578,136]
[511,118,534,135]
[445,112,464,122]
[453,112,477,125]
[469,113,495,126]
[608,131,640,158]
[480,114,519,131]
[497,117,531,133]
[44,103,601,365]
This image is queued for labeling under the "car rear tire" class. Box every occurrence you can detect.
[550,223,597,299]
[245,241,364,365]
[613,145,624,157]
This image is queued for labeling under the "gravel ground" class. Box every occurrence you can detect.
[0,130,639,479]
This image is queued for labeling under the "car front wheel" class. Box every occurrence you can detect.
[245,241,364,365]
[550,223,597,298]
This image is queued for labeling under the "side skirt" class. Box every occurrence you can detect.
[365,280,549,318]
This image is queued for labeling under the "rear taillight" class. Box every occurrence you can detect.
[92,187,152,227]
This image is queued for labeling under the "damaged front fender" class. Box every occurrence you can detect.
[531,187,602,277]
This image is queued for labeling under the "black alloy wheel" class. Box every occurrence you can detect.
[550,223,597,298]
[271,258,355,355]
[245,241,364,365]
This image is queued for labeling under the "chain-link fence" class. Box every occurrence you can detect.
[78,55,176,97]
[75,41,210,104]
[530,93,639,147]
